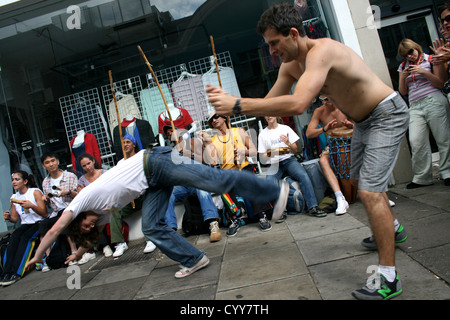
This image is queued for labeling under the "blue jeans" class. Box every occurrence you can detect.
[142,147,280,267]
[266,156,318,210]
[165,186,219,230]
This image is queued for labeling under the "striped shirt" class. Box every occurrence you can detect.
[42,170,78,216]
[397,53,441,104]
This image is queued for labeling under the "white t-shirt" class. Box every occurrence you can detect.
[10,188,45,225]
[50,175,66,211]
[65,150,148,226]
[258,124,300,164]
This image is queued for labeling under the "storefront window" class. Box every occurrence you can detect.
[0,0,328,232]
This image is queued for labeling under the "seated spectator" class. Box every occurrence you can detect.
[305,97,352,215]
[77,153,107,191]
[259,116,327,218]
[77,153,111,259]
[39,152,78,271]
[165,186,221,242]
[201,112,273,236]
[1,171,47,286]
[110,134,156,257]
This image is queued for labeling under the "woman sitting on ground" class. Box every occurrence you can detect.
[1,171,47,286]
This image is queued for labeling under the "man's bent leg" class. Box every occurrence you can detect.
[359,190,395,266]
[141,185,204,267]
[154,151,281,205]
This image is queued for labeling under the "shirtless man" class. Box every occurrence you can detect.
[306,96,352,215]
[207,3,409,300]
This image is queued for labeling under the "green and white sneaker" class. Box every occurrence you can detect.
[352,272,402,300]
[361,225,408,250]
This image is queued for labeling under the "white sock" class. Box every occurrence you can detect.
[335,191,344,200]
[393,219,400,232]
[378,265,396,282]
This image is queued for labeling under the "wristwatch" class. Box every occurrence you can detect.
[233,99,242,115]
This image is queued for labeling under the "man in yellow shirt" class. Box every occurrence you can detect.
[200,113,273,236]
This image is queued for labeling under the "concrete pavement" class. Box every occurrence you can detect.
[0,179,449,301]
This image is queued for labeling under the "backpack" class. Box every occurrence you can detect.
[219,193,252,227]
[182,194,210,236]
[46,235,71,269]
[283,176,305,214]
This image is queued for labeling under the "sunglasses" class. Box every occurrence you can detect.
[402,49,414,59]
[208,114,223,124]
[441,14,450,25]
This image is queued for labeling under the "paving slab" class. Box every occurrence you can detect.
[148,285,218,300]
[286,211,366,242]
[70,276,148,300]
[408,243,450,285]
[297,227,372,266]
[216,274,321,300]
[218,243,308,292]
[135,256,221,300]
[82,260,157,289]
[309,250,450,300]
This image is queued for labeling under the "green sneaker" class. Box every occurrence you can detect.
[352,272,402,300]
[361,225,408,250]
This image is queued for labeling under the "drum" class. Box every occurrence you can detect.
[327,128,357,203]
[267,147,291,157]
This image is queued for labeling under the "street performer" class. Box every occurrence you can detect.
[26,145,288,279]
[206,3,409,300]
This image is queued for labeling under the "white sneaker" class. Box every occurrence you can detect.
[41,263,51,272]
[272,181,289,221]
[103,245,113,257]
[78,252,96,265]
[113,242,128,257]
[143,241,156,254]
[175,255,209,279]
[335,197,349,215]
[389,199,395,207]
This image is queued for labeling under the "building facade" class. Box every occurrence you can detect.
[0,0,446,232]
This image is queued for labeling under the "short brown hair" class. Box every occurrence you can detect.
[257,3,306,37]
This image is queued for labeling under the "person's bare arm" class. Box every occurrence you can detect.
[25,210,74,270]
[208,48,331,117]
[306,108,323,139]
